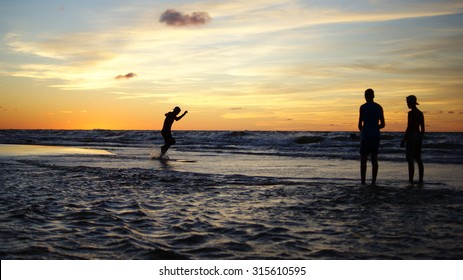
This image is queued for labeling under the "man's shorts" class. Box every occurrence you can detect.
[406,138,422,161]
[360,137,380,155]
[161,131,176,146]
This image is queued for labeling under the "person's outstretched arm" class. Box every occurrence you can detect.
[175,111,188,121]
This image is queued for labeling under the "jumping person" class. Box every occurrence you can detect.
[401,95,424,186]
[358,88,385,186]
[160,106,188,156]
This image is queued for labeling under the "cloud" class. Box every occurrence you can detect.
[160,9,211,26]
[4,33,117,65]
[115,72,137,80]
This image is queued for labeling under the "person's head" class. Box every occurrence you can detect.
[364,88,375,101]
[406,95,419,109]
[173,106,181,115]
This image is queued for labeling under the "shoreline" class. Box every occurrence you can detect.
[1,144,462,190]
[0,144,113,157]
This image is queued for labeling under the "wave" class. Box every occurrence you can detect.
[1,130,462,164]
[294,136,325,144]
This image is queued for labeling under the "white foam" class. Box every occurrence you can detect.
[0,144,113,156]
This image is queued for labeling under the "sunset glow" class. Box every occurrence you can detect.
[1,0,462,131]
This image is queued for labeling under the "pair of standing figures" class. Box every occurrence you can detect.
[358,88,425,186]
[161,88,425,186]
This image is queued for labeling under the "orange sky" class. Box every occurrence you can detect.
[1,0,462,131]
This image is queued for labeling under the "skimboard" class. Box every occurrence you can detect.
[170,159,197,163]
[153,157,196,163]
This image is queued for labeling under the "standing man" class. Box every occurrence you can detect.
[358,88,385,186]
[161,106,188,156]
[401,95,424,186]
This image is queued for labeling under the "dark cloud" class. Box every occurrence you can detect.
[115,72,137,80]
[160,9,211,26]
[229,107,244,111]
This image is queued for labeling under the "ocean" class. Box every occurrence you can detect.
[0,130,462,259]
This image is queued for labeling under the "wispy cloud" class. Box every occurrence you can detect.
[4,33,117,65]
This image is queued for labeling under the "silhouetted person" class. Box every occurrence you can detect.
[358,88,385,186]
[161,106,188,156]
[401,95,424,186]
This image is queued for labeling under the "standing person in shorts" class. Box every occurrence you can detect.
[358,88,386,186]
[160,106,188,156]
[401,95,424,186]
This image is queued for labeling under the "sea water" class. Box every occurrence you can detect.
[0,130,462,259]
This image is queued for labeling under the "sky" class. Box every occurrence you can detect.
[1,0,462,131]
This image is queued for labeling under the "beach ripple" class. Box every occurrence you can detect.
[1,160,462,259]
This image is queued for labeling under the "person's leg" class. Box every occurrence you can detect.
[163,137,176,155]
[161,131,174,155]
[407,159,415,184]
[416,140,424,184]
[160,140,167,156]
[360,154,368,185]
[417,159,423,184]
[371,153,378,185]
[416,149,423,184]
[360,139,368,185]
[161,144,169,155]
[406,140,418,185]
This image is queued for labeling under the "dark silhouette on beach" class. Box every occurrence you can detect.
[161,106,188,156]
[358,88,385,186]
[401,95,425,186]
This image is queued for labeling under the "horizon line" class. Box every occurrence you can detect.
[1,128,462,133]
